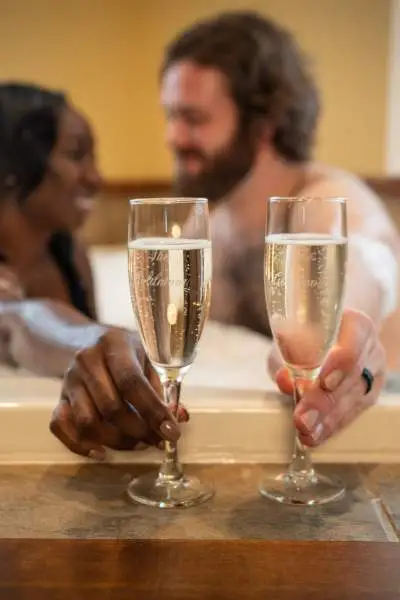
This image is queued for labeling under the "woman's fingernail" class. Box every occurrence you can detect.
[157,440,165,451]
[88,449,106,462]
[311,423,324,442]
[159,420,181,442]
[300,409,320,432]
[323,370,344,391]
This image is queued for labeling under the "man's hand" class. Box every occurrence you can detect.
[50,329,189,459]
[268,308,385,446]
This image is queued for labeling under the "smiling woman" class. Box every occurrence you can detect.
[0,82,101,317]
[0,83,194,461]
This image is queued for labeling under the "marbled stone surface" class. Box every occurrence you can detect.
[0,463,398,541]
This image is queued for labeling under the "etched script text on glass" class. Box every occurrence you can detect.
[129,237,212,371]
[265,233,347,372]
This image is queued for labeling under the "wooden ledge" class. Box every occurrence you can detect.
[101,176,400,198]
[1,539,399,599]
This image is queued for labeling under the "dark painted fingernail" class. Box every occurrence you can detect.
[157,440,165,451]
[322,370,344,391]
[159,420,180,441]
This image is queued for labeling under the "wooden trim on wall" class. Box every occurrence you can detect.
[364,177,400,198]
[102,180,172,196]
[102,177,400,198]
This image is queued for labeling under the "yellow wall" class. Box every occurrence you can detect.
[0,0,391,179]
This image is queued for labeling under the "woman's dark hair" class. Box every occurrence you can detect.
[0,82,67,201]
[161,11,320,162]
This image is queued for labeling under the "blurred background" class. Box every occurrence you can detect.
[1,0,399,245]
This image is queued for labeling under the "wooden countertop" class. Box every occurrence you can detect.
[1,539,400,599]
[1,463,400,598]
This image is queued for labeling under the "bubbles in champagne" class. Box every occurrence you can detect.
[265,233,347,371]
[128,238,212,370]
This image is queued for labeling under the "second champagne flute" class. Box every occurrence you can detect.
[127,197,213,509]
[260,196,348,505]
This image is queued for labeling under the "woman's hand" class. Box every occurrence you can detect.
[50,329,189,459]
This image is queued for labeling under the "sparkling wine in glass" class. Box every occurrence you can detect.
[260,196,348,505]
[127,197,213,508]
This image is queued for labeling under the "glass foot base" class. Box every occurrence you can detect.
[259,470,345,506]
[127,472,214,509]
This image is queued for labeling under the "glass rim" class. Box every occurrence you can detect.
[129,197,208,206]
[268,196,347,204]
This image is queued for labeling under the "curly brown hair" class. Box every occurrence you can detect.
[161,11,320,162]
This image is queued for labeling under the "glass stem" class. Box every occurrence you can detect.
[158,380,183,483]
[289,370,318,480]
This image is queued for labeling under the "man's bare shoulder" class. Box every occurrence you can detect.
[304,164,397,236]
[305,164,381,202]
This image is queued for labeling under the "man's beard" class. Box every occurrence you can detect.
[172,123,257,204]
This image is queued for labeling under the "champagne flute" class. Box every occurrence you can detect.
[260,196,348,505]
[127,197,213,508]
